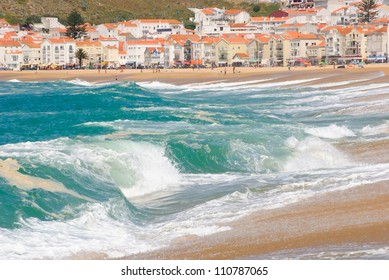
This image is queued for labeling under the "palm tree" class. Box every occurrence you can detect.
[75,48,88,68]
[358,0,379,23]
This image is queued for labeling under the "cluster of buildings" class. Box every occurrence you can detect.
[0,0,389,70]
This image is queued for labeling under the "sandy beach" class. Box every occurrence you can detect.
[1,63,389,86]
[1,63,389,260]
[124,180,389,260]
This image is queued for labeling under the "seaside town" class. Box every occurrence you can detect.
[0,0,388,71]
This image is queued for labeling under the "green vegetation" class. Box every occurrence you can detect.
[357,0,378,23]
[66,10,86,39]
[0,0,280,25]
[75,48,88,68]
[239,2,280,17]
[184,20,196,30]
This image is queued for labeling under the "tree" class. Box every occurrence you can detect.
[66,10,86,39]
[358,0,379,23]
[75,49,88,68]
[253,5,261,13]
[184,20,196,30]
[22,15,41,29]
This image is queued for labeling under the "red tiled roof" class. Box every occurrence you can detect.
[76,40,102,47]
[47,37,75,44]
[201,9,215,15]
[234,52,249,58]
[251,16,289,22]
[0,40,21,47]
[225,9,244,15]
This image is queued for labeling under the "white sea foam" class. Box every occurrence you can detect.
[307,79,368,89]
[7,79,22,83]
[65,79,115,87]
[0,196,231,259]
[138,79,273,93]
[283,136,351,171]
[0,137,181,198]
[305,124,356,139]
[360,121,389,136]
[227,140,278,173]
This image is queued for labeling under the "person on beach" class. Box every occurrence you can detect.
[224,67,227,75]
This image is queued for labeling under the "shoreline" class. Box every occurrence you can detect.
[0,64,388,86]
[121,179,389,260]
[2,62,389,260]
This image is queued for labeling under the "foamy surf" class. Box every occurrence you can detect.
[1,74,389,260]
[305,124,356,139]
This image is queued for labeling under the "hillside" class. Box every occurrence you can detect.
[0,0,280,25]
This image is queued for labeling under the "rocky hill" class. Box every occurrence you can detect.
[0,0,279,25]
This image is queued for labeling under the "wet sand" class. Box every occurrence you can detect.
[0,64,388,86]
[123,179,389,260]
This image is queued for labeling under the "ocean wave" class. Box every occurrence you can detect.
[360,121,389,136]
[64,79,117,87]
[305,124,356,139]
[283,136,351,171]
[0,137,181,199]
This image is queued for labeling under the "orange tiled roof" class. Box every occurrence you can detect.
[0,18,9,24]
[24,42,41,48]
[251,16,289,22]
[48,37,75,44]
[322,25,353,35]
[76,40,102,47]
[277,23,305,28]
[0,40,21,47]
[282,31,319,40]
[99,36,118,41]
[103,23,118,29]
[201,9,215,15]
[254,34,271,43]
[145,47,164,52]
[225,9,244,15]
[119,21,138,27]
[222,37,249,44]
[234,52,249,58]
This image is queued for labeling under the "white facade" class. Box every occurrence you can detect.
[188,8,232,36]
[41,38,76,65]
[96,24,119,39]
[124,40,161,66]
[225,10,251,24]
[0,40,22,69]
[366,28,388,61]
[132,19,184,38]
[4,51,22,70]
[22,43,41,65]
[250,17,289,34]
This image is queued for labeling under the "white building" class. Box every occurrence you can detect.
[0,40,22,69]
[144,47,164,67]
[131,19,184,38]
[124,39,162,67]
[250,16,290,34]
[224,9,251,23]
[188,8,231,36]
[41,37,76,66]
[96,23,119,39]
[22,42,41,66]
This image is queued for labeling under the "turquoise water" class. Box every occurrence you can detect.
[1,77,389,259]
